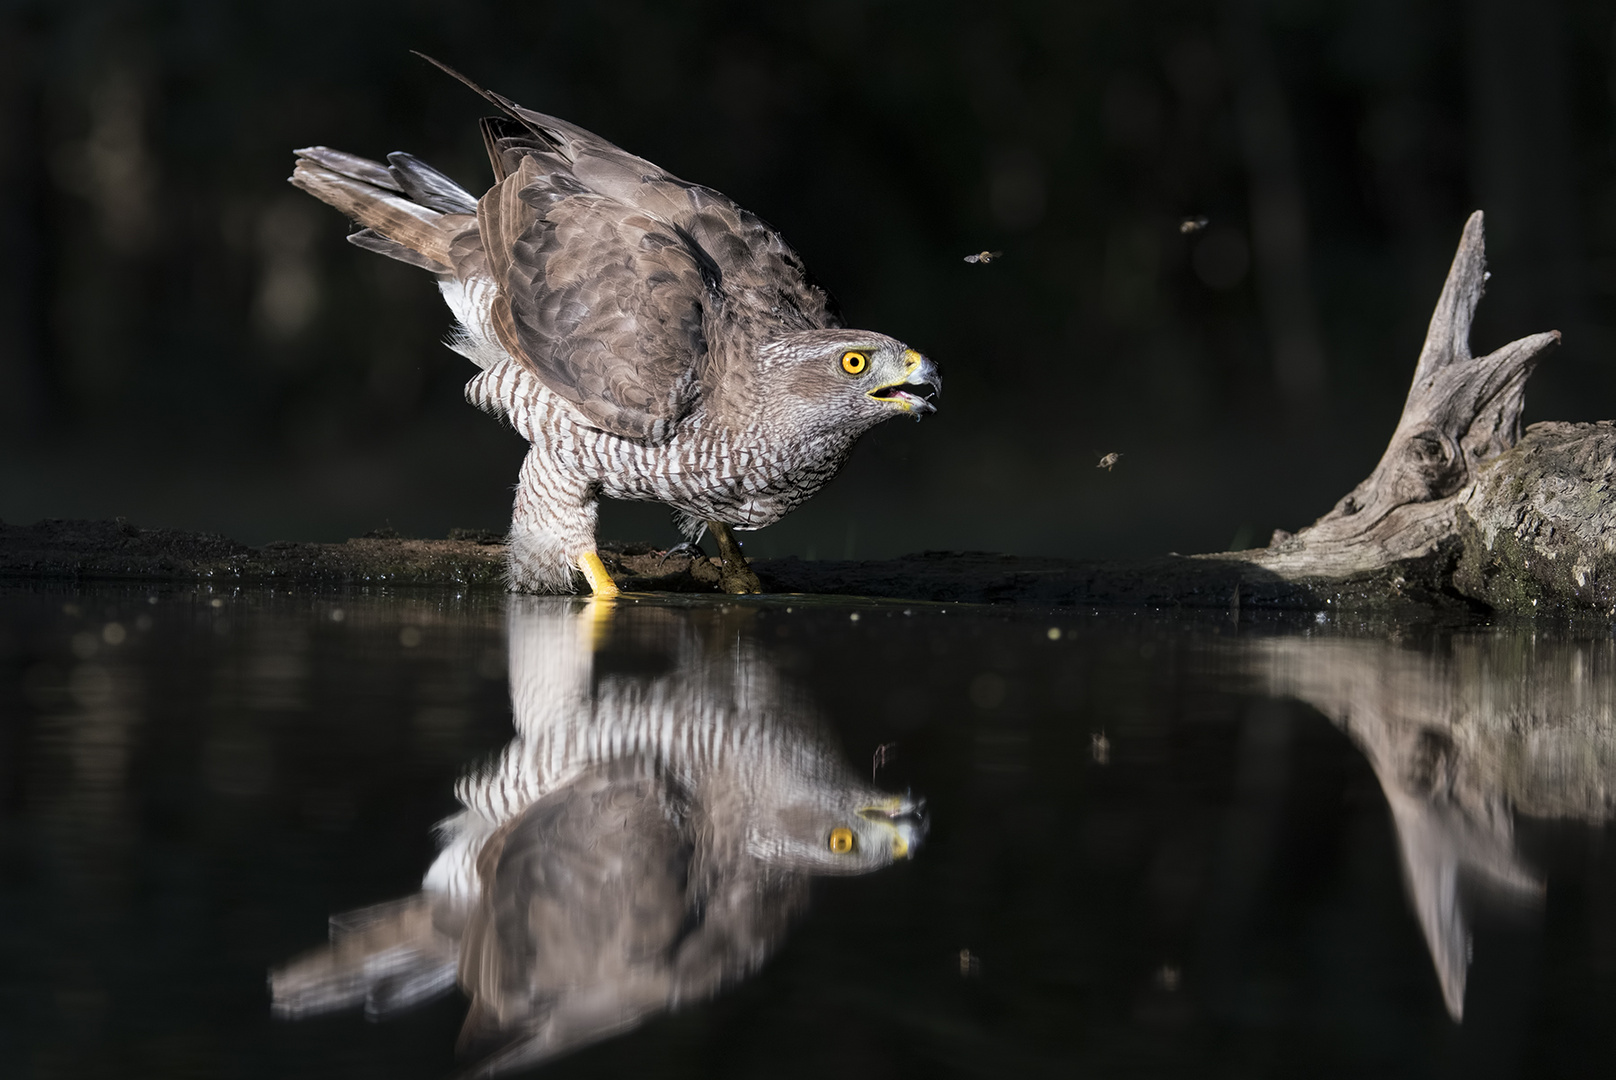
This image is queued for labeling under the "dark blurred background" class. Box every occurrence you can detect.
[1,0,1612,561]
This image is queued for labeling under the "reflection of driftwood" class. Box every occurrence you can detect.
[1251,635,1616,1018]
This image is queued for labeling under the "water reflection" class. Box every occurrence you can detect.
[1251,632,1616,1019]
[271,597,925,1074]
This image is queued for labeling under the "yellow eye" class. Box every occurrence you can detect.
[840,351,868,375]
[828,826,856,854]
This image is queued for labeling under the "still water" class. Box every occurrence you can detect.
[5,584,1616,1078]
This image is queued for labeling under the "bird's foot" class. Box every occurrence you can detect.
[657,541,706,565]
[718,560,765,595]
[707,521,764,595]
[575,551,620,598]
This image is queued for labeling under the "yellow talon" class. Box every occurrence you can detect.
[577,551,620,598]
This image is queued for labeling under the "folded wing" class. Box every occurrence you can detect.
[438,59,840,440]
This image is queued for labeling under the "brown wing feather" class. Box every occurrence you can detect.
[419,56,841,439]
[476,155,542,370]
[476,109,840,332]
[476,155,708,441]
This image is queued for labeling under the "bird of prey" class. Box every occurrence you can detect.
[290,58,941,596]
[271,598,926,1075]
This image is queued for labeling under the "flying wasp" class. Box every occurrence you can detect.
[963,250,1004,264]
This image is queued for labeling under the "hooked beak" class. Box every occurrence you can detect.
[858,793,929,859]
[867,350,941,417]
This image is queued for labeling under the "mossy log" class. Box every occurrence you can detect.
[1,212,1608,615]
[1454,420,1616,615]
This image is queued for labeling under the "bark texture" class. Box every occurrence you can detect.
[1234,211,1560,580]
[1455,420,1616,615]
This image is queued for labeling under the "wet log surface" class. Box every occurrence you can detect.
[0,516,1466,613]
[0,517,512,590]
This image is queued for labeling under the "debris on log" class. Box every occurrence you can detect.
[0,517,510,589]
[0,517,1465,612]
[0,519,725,593]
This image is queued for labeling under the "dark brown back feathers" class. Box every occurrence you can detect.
[293,55,842,443]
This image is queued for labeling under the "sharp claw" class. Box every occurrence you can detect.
[658,541,706,566]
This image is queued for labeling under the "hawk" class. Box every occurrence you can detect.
[290,59,941,596]
[271,598,926,1074]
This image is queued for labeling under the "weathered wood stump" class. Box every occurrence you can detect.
[1227,211,1562,589]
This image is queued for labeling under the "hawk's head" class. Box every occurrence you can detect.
[742,787,929,874]
[756,330,941,436]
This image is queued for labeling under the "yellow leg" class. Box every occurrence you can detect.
[576,551,620,598]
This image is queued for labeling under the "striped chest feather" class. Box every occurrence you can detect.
[469,359,858,527]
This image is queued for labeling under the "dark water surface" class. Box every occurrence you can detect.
[5,584,1616,1078]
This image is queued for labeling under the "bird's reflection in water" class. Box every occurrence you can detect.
[1253,634,1616,1020]
[273,598,925,1075]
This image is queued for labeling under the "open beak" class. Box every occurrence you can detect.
[867,350,941,417]
[858,794,930,859]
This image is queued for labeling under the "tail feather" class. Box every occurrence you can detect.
[295,144,404,191]
[349,227,445,272]
[270,894,462,1020]
[387,151,479,214]
[290,148,457,269]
